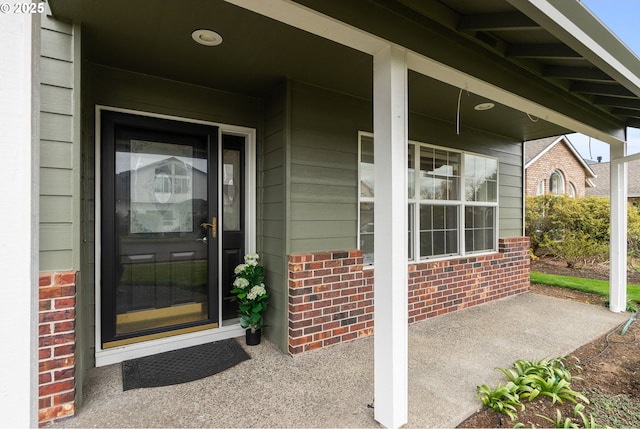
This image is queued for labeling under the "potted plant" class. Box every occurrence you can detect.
[231,253,269,345]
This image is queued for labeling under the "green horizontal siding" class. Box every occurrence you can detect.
[287,82,524,254]
[260,83,288,351]
[40,168,73,196]
[288,82,370,254]
[41,28,73,61]
[39,12,77,273]
[40,141,73,169]
[41,57,73,87]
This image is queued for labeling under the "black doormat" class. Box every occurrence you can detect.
[122,338,250,391]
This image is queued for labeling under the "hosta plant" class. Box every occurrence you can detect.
[477,382,523,423]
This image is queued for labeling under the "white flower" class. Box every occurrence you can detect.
[234,264,247,275]
[233,277,249,289]
[244,253,259,266]
[247,284,266,300]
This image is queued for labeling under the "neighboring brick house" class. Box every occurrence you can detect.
[586,160,640,205]
[525,136,596,197]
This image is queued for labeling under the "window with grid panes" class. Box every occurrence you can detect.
[358,134,498,266]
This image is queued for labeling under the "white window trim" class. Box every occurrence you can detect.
[94,105,256,366]
[358,134,499,266]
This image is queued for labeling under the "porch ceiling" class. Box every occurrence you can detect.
[49,0,640,141]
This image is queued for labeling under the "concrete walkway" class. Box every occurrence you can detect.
[53,293,628,428]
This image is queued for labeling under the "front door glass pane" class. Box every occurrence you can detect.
[223,149,241,231]
[115,139,209,335]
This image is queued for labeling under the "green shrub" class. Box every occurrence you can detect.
[525,195,640,267]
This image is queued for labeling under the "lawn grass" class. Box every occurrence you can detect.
[530,271,640,303]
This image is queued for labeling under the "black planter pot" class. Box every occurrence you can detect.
[245,328,262,346]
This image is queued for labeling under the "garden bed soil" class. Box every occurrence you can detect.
[457,258,640,428]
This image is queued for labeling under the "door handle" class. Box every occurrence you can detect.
[200,217,217,238]
[195,236,208,243]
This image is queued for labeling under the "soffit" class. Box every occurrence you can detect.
[388,0,640,130]
[49,0,630,141]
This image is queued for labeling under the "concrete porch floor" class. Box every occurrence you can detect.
[51,293,627,428]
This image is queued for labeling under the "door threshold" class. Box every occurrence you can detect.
[103,322,219,349]
[96,323,244,367]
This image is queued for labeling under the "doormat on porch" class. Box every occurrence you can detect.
[122,338,250,391]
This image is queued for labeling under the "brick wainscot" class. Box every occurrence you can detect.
[38,271,77,427]
[288,237,530,355]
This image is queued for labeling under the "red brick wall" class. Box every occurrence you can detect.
[38,272,77,427]
[287,237,529,355]
[526,142,588,197]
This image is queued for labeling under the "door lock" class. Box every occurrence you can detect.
[200,217,217,238]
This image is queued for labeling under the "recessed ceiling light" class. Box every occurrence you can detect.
[474,102,495,111]
[192,29,223,46]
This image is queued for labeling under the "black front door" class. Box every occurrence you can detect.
[101,111,219,347]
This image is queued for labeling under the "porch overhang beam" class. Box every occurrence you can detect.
[228,0,628,147]
[224,0,388,56]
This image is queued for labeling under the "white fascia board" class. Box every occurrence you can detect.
[562,135,597,178]
[508,0,640,98]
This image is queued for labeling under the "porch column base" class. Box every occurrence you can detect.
[38,272,77,427]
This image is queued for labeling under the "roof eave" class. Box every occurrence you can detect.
[508,0,640,99]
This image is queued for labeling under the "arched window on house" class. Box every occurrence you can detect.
[568,182,576,198]
[549,170,565,195]
[536,180,545,196]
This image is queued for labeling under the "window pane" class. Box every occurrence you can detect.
[420,204,432,230]
[360,136,374,198]
[420,147,435,199]
[420,231,433,258]
[484,228,494,250]
[408,144,415,199]
[433,231,445,255]
[446,230,458,254]
[408,203,414,260]
[465,154,497,202]
[433,205,445,229]
[549,170,564,195]
[465,206,495,253]
[360,202,375,266]
[446,205,457,229]
[420,204,458,258]
[223,149,241,231]
[421,148,460,201]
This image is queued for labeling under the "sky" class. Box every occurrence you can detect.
[562,0,640,162]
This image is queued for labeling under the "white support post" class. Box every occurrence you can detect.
[373,44,408,428]
[0,7,39,428]
[610,141,627,312]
